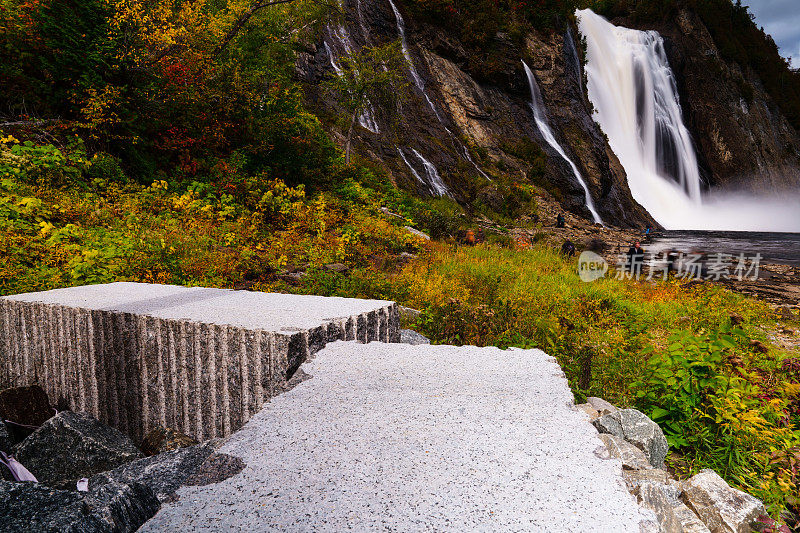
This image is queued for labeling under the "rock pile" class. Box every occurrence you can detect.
[578,397,771,533]
[0,386,238,533]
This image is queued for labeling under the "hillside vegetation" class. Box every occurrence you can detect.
[1,0,799,521]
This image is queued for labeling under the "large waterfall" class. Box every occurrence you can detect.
[577,9,800,232]
[522,61,602,224]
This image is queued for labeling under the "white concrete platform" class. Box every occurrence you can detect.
[142,341,647,532]
[1,283,398,441]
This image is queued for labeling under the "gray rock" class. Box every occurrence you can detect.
[399,306,422,322]
[404,226,431,241]
[323,263,350,274]
[637,481,711,533]
[778,305,797,321]
[623,469,673,492]
[90,443,217,503]
[682,469,765,533]
[587,397,618,416]
[16,411,144,487]
[576,403,600,421]
[593,409,669,468]
[0,478,158,533]
[399,329,431,345]
[598,434,652,470]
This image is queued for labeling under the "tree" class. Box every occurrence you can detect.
[322,41,409,164]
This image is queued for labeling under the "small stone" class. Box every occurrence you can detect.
[638,481,711,533]
[587,397,618,416]
[576,403,600,421]
[0,385,54,443]
[682,469,765,533]
[729,314,744,327]
[140,427,198,457]
[598,434,652,470]
[16,411,144,487]
[399,329,431,345]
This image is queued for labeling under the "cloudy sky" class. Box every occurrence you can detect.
[742,0,800,67]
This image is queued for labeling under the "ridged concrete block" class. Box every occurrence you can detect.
[1,283,399,442]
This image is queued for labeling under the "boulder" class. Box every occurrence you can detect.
[16,411,143,487]
[637,481,711,533]
[323,263,350,274]
[587,397,618,416]
[593,409,669,468]
[0,385,54,443]
[399,306,422,322]
[575,403,600,421]
[0,478,158,533]
[140,427,197,457]
[623,469,673,492]
[598,434,652,471]
[682,469,765,533]
[399,329,431,345]
[90,443,217,503]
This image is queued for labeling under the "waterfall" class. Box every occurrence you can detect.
[325,26,380,134]
[397,148,449,196]
[411,148,449,196]
[522,61,603,224]
[576,9,800,231]
[388,0,442,121]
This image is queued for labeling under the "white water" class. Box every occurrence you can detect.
[411,148,449,196]
[577,9,800,232]
[397,148,448,196]
[522,61,603,224]
[388,0,442,121]
[326,26,380,134]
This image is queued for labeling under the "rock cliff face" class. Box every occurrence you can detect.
[299,1,799,227]
[615,8,800,193]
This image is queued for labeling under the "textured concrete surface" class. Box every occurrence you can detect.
[143,341,648,532]
[1,283,398,442]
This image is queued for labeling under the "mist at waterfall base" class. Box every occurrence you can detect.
[577,9,800,233]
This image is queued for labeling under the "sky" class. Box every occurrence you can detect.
[742,0,800,67]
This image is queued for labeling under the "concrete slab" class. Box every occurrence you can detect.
[1,283,399,442]
[142,341,648,532]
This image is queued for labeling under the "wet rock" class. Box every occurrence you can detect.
[399,329,431,345]
[576,403,600,421]
[586,397,618,416]
[682,469,765,533]
[593,409,669,468]
[0,385,54,443]
[598,434,652,471]
[16,411,143,488]
[140,427,197,457]
[90,443,217,503]
[637,481,711,533]
[0,478,158,533]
